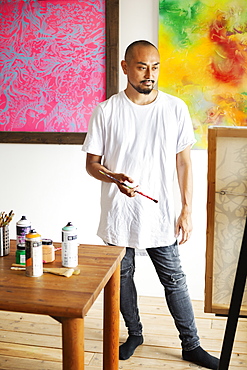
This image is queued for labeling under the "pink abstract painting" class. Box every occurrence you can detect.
[0,0,106,132]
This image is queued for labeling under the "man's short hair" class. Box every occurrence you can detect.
[124,40,158,62]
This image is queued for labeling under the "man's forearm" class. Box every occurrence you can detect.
[85,153,135,197]
[178,166,193,215]
[176,147,193,213]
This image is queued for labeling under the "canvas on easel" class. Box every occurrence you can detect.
[205,126,247,316]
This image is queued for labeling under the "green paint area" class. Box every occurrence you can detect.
[159,0,205,47]
[240,93,247,113]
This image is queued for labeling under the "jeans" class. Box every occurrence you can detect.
[120,242,200,351]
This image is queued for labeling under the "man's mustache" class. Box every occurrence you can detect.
[140,79,155,84]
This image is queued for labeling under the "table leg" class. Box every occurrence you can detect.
[103,263,120,370]
[60,317,84,370]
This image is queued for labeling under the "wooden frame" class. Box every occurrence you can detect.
[205,126,247,316]
[0,0,119,145]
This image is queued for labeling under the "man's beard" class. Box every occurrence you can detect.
[129,79,155,95]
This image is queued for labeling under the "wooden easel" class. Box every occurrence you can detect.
[218,216,247,369]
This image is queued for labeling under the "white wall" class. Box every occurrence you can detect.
[0,144,102,245]
[119,0,159,89]
[0,0,208,300]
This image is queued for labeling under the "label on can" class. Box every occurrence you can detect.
[17,225,31,245]
[25,230,43,277]
[19,253,26,264]
[62,222,78,268]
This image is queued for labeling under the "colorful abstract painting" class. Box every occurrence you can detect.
[159,0,247,148]
[0,0,105,132]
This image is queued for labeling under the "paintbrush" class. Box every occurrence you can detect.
[0,210,14,227]
[99,170,158,203]
[11,264,80,277]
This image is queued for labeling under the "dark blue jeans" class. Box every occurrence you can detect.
[120,242,200,351]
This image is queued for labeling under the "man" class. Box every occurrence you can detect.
[82,40,219,369]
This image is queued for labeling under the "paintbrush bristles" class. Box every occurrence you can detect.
[43,267,81,278]
[0,210,14,227]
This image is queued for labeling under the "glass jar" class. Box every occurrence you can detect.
[42,239,55,263]
[16,243,26,265]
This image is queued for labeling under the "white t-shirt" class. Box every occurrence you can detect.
[82,90,196,249]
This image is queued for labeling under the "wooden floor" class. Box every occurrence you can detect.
[0,294,246,369]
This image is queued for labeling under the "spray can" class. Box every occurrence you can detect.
[16,216,31,246]
[62,222,78,268]
[25,229,43,277]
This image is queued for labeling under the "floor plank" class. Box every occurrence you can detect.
[0,295,246,369]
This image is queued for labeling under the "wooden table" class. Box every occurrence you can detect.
[0,240,125,370]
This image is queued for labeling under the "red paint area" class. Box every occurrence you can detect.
[209,13,247,84]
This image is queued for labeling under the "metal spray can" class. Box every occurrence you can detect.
[16,216,31,246]
[25,229,43,277]
[62,222,78,268]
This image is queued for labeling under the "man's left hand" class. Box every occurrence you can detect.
[175,212,193,244]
